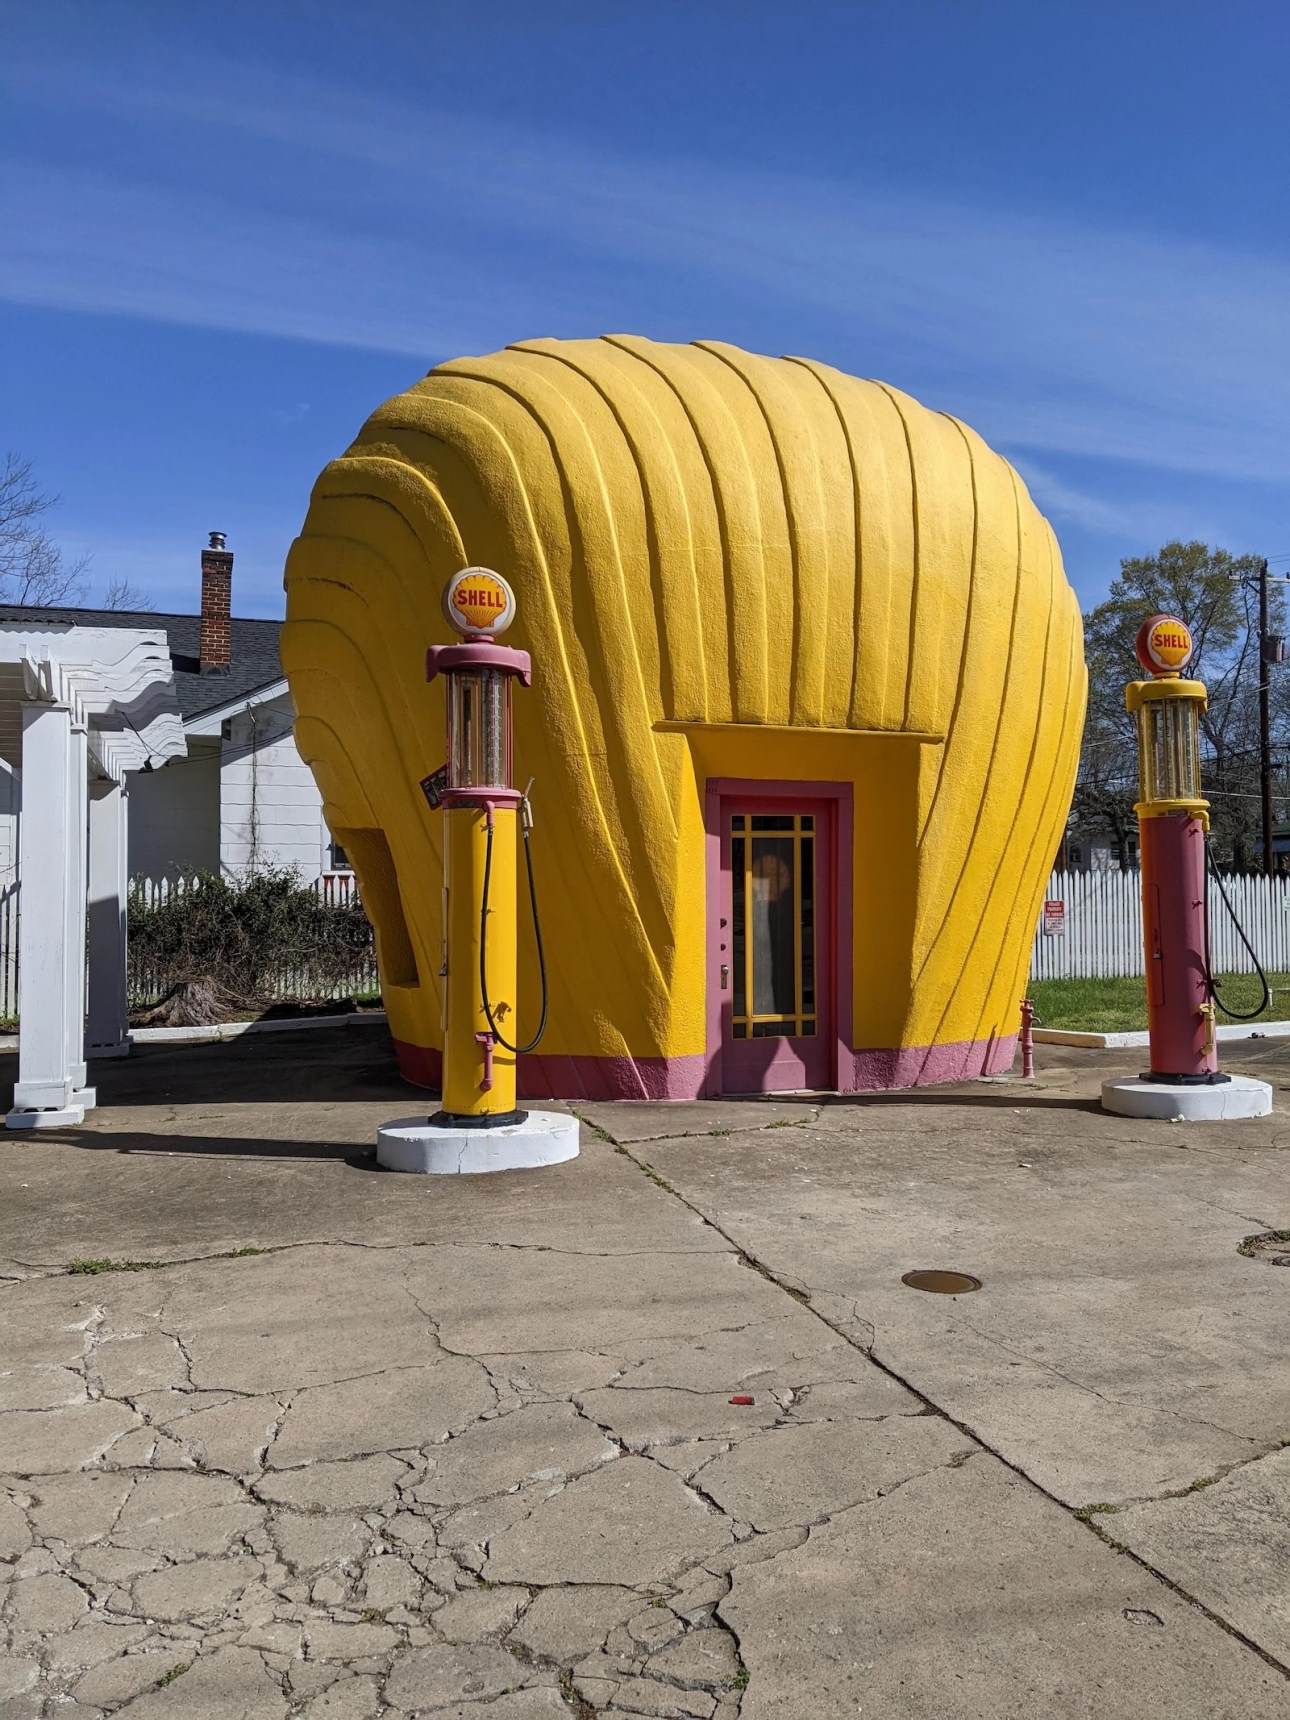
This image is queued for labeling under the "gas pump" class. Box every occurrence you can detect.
[375,568,579,1173]
[1101,614,1272,1120]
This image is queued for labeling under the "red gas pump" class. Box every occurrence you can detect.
[1101,614,1271,1120]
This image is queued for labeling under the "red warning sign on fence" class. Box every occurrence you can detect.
[1042,900,1066,937]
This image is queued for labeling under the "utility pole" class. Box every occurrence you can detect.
[1260,557,1275,877]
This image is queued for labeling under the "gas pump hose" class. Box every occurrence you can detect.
[479,799,549,1055]
[1201,838,1272,1021]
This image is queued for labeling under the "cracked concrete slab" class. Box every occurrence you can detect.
[402,1246,778,1359]
[616,1315,917,1411]
[72,1644,195,1708]
[382,1641,553,1708]
[2,1033,1288,1714]
[255,1454,409,1513]
[153,1390,284,1475]
[723,1453,1290,1719]
[1111,1446,1290,1667]
[269,1358,493,1467]
[577,1386,783,1449]
[111,1470,263,1556]
[626,1044,1290,1508]
[414,1401,617,1506]
[0,1399,139,1475]
[484,1455,734,1586]
[115,1643,287,1716]
[575,1101,817,1143]
[509,1583,642,1662]
[697,1414,972,1530]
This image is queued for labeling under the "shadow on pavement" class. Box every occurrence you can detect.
[0,1030,422,1109]
[819,1091,1105,1114]
[24,1127,388,1167]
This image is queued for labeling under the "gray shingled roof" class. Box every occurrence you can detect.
[0,606,284,722]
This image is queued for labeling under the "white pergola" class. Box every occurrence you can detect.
[0,627,185,1129]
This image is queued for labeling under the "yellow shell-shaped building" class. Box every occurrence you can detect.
[284,336,1085,1097]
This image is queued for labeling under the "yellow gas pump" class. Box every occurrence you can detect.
[375,569,574,1173]
[428,568,537,1122]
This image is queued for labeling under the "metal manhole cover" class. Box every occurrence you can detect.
[1239,1231,1290,1267]
[901,1269,982,1295]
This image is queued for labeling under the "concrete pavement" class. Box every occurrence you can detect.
[0,1031,1287,1717]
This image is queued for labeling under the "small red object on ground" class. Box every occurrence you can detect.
[729,1395,755,1406]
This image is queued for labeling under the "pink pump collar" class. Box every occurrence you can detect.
[426,642,532,685]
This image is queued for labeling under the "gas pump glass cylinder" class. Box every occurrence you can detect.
[448,669,513,789]
[1138,699,1200,804]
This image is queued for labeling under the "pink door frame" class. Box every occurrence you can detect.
[703,778,854,1097]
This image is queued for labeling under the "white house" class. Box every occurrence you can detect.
[0,534,346,886]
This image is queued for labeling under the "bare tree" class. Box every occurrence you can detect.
[101,574,153,612]
[0,453,92,606]
[0,454,152,611]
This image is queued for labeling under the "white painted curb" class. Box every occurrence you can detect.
[1101,1074,1274,1121]
[0,1012,388,1054]
[1035,1019,1290,1051]
[376,1110,580,1175]
[131,1011,388,1046]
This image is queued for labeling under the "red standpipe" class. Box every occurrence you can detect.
[1140,814,1215,1079]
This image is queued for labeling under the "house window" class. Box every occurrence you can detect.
[329,839,352,872]
[1069,844,1083,867]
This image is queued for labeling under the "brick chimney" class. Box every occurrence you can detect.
[200,531,233,674]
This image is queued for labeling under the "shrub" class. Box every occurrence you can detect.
[128,866,377,1018]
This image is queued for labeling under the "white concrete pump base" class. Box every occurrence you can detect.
[1101,1074,1273,1121]
[376,1109,580,1175]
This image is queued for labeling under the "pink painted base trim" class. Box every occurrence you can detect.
[393,1034,1017,1099]
[840,1032,1018,1091]
[518,1052,708,1101]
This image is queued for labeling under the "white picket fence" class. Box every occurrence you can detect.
[130,872,360,909]
[1030,868,1290,980]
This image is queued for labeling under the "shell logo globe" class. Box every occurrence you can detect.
[1135,613,1194,676]
[442,567,516,637]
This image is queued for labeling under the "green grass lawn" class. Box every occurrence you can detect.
[1029,973,1290,1034]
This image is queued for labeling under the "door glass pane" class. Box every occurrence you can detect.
[728,812,818,1042]
[751,836,795,1017]
[731,835,746,1036]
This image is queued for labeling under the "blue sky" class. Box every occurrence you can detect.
[2,0,1286,618]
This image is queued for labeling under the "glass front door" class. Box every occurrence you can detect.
[719,798,833,1092]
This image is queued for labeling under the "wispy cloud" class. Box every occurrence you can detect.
[1,163,599,358]
[269,403,312,428]
[1009,456,1230,546]
[4,49,1287,490]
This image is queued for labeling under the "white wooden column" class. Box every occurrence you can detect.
[65,721,90,1093]
[7,701,96,1127]
[87,777,130,1060]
